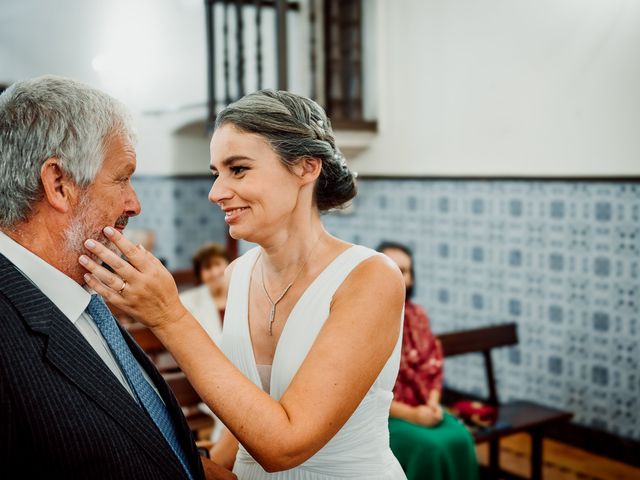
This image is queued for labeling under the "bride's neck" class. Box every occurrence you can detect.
[259,222,326,276]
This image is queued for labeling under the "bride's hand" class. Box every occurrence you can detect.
[79,226,188,330]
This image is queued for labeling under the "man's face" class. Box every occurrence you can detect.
[65,133,141,256]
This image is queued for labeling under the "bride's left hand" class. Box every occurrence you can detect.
[79,226,188,330]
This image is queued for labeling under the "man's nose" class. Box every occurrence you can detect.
[126,187,142,217]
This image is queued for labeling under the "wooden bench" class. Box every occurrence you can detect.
[438,323,573,480]
[126,323,180,373]
[172,268,198,292]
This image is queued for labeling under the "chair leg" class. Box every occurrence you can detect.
[530,429,543,480]
[489,439,500,479]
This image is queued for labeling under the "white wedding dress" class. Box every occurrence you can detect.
[221,245,406,479]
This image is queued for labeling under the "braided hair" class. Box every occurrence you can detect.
[214,90,357,211]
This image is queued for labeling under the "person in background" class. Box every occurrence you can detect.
[180,242,230,346]
[378,241,479,480]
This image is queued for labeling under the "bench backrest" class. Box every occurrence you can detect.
[127,323,165,354]
[437,323,518,405]
[172,268,198,291]
[438,323,518,356]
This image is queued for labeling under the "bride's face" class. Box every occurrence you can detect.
[208,124,303,242]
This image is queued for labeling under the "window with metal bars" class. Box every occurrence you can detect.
[204,0,373,131]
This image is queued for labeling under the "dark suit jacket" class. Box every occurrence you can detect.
[0,254,205,479]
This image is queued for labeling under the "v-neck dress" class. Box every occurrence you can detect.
[221,245,406,479]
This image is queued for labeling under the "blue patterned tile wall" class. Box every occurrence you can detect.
[136,176,640,441]
[128,177,227,270]
[321,180,640,441]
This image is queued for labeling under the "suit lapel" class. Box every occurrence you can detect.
[0,255,190,480]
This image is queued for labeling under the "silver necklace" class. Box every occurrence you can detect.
[259,235,322,336]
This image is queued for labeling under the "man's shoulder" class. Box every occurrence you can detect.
[0,290,33,361]
[0,252,28,295]
[0,260,24,317]
[0,257,56,343]
[0,251,16,273]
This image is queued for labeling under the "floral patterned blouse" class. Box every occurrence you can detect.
[393,300,444,406]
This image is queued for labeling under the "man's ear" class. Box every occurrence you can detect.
[40,158,80,213]
[296,157,322,186]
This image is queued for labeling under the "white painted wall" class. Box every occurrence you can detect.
[354,0,640,176]
[0,0,311,175]
[2,0,639,176]
[1,0,203,174]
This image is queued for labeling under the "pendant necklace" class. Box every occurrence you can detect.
[259,235,322,336]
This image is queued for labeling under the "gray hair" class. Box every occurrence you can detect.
[0,75,135,228]
[214,90,357,211]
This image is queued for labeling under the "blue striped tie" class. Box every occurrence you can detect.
[87,295,194,480]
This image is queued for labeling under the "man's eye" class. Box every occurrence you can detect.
[231,166,247,175]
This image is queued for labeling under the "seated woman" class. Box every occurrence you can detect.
[179,242,230,346]
[378,241,479,480]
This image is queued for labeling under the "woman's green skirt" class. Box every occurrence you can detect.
[389,412,479,480]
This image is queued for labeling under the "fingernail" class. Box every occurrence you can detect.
[104,226,115,236]
[85,239,96,249]
[84,273,91,283]
[79,255,89,265]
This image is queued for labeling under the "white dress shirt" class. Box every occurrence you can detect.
[0,231,158,399]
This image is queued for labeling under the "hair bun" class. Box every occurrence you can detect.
[215,90,357,211]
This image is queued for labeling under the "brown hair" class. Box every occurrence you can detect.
[192,242,230,283]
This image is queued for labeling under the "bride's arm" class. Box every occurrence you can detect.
[81,228,404,472]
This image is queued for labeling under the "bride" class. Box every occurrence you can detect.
[80,90,407,479]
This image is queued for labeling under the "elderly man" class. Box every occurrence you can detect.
[0,76,234,479]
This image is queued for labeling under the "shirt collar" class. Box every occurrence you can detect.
[0,231,91,323]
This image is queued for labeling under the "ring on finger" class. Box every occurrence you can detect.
[117,279,128,294]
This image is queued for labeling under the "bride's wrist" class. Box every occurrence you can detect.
[153,302,191,338]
